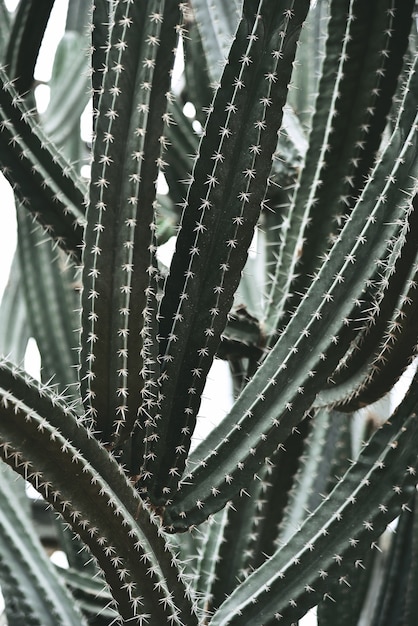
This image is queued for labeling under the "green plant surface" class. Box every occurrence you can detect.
[0,0,416,624]
[0,462,88,626]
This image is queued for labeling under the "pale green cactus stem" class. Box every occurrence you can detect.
[209,383,418,624]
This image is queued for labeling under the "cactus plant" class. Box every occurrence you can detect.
[0,0,417,624]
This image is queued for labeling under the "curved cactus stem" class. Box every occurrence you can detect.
[0,361,199,625]
[0,67,86,260]
[162,63,418,529]
[0,462,89,626]
[264,0,415,337]
[146,0,311,503]
[81,0,181,446]
[4,0,54,94]
[314,208,418,412]
[56,566,118,624]
[208,396,418,625]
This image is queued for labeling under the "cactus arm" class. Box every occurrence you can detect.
[16,208,80,398]
[0,253,30,363]
[0,69,86,259]
[315,228,418,412]
[163,66,418,529]
[208,402,418,625]
[56,566,118,624]
[0,363,198,625]
[0,463,89,626]
[264,0,415,336]
[4,0,54,94]
[0,0,11,59]
[80,1,181,446]
[190,0,242,86]
[146,0,310,502]
[41,32,90,146]
[91,0,113,119]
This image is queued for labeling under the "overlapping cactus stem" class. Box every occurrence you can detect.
[161,51,418,531]
[141,0,311,504]
[264,0,415,337]
[81,1,182,447]
[208,394,418,625]
[0,68,86,260]
[315,195,418,412]
[0,361,199,625]
[0,462,88,626]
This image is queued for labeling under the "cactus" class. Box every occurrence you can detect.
[0,0,417,624]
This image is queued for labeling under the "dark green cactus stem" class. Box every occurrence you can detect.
[264,0,415,336]
[81,1,181,446]
[208,391,418,625]
[4,0,54,94]
[163,57,418,530]
[0,1,417,624]
[144,0,311,503]
[314,195,418,412]
[0,361,199,625]
[0,463,88,626]
[0,67,86,259]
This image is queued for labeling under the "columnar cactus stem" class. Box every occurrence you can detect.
[0,1,417,623]
[81,1,181,446]
[264,0,415,336]
[164,60,418,529]
[144,0,311,503]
